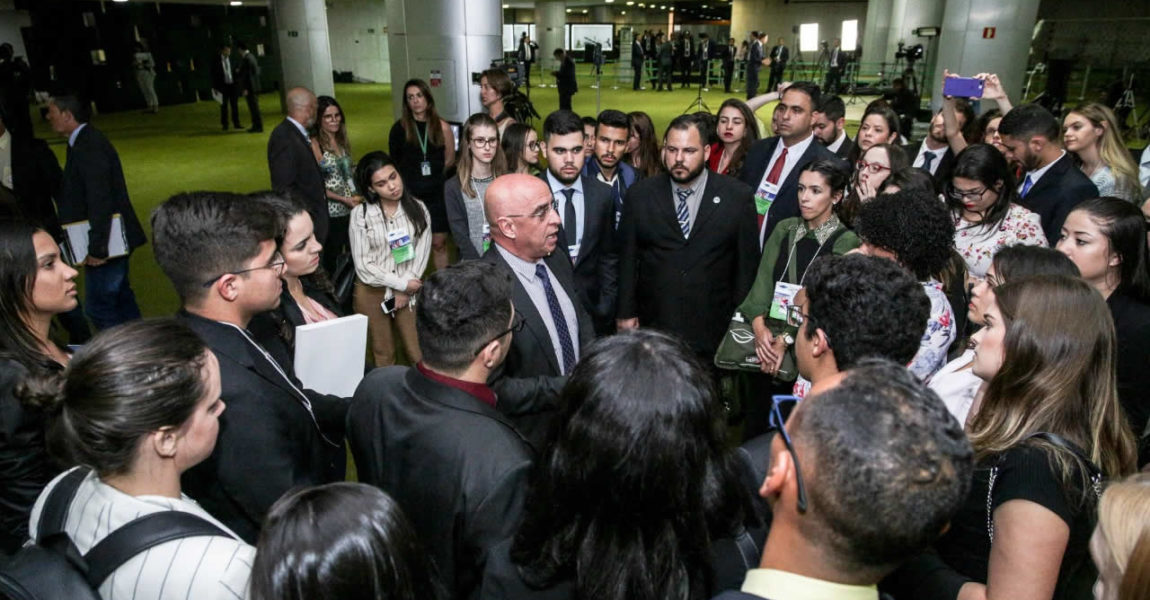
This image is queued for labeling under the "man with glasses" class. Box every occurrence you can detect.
[540,109,617,336]
[152,191,349,543]
[347,260,533,600]
[719,359,972,600]
[484,173,594,446]
[583,109,638,230]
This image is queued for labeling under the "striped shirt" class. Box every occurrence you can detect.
[29,467,254,600]
[349,199,432,295]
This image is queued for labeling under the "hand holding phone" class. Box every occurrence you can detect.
[943,76,984,99]
[381,297,397,315]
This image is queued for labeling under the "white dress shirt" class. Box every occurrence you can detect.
[0,129,11,189]
[546,170,585,254]
[826,130,847,155]
[1139,145,1150,189]
[1019,150,1066,194]
[913,141,947,175]
[495,243,580,370]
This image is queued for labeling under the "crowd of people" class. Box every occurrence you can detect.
[2,54,1150,600]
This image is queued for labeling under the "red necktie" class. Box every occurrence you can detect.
[759,147,788,231]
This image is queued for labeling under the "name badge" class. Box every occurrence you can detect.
[755,180,780,216]
[567,243,581,261]
[482,222,491,253]
[387,228,414,264]
[420,161,432,177]
[768,281,802,322]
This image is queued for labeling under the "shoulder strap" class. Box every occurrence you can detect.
[82,511,229,588]
[38,467,90,538]
[733,528,761,571]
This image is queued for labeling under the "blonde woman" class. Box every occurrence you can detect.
[445,113,507,261]
[1091,473,1150,600]
[1064,103,1143,203]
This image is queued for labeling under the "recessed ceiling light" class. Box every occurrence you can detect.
[565,7,571,11]
[582,8,588,13]
[229,1,242,5]
[502,3,509,7]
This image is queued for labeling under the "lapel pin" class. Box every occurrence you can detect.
[712,196,720,204]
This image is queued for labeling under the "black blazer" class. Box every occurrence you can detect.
[1107,291,1150,465]
[57,125,148,258]
[769,45,789,70]
[482,246,594,448]
[1018,153,1099,245]
[348,366,533,600]
[268,118,329,242]
[248,280,345,360]
[556,56,577,95]
[904,140,956,192]
[631,41,645,68]
[616,172,760,357]
[539,172,619,333]
[0,359,60,555]
[236,51,261,94]
[209,53,235,90]
[9,135,63,239]
[177,311,348,543]
[832,134,856,161]
[740,136,843,244]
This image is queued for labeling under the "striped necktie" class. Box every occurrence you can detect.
[676,188,692,237]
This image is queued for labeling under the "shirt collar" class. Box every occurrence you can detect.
[546,170,584,195]
[286,116,310,140]
[68,123,87,147]
[741,569,879,600]
[495,242,544,280]
[827,130,847,153]
[782,131,815,155]
[0,129,9,150]
[1024,150,1066,185]
[673,168,708,198]
[416,362,496,407]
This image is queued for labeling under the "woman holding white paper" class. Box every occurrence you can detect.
[351,151,431,367]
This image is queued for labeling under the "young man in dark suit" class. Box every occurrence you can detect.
[46,91,147,330]
[152,191,348,544]
[616,112,760,361]
[722,37,738,93]
[746,32,766,101]
[209,43,242,131]
[904,102,972,192]
[631,35,645,90]
[741,82,842,246]
[811,95,855,161]
[235,41,262,133]
[267,86,328,243]
[999,103,1099,245]
[657,33,674,92]
[347,260,533,600]
[718,361,972,599]
[483,174,594,445]
[767,37,789,94]
[539,110,617,336]
[552,48,577,111]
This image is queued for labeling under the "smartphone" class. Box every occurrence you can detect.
[381,297,397,315]
[943,77,984,99]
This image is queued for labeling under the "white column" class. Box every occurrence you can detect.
[860,0,892,66]
[884,0,944,64]
[271,0,336,97]
[535,0,567,77]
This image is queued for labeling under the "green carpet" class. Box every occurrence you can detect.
[33,70,792,318]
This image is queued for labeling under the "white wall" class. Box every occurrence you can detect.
[0,4,31,61]
[731,0,868,58]
[327,0,390,82]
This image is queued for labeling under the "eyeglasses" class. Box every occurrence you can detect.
[473,311,525,356]
[503,200,556,221]
[201,251,286,288]
[785,303,808,327]
[768,395,808,514]
[945,184,988,201]
[471,137,499,148]
[855,159,892,175]
[527,141,541,150]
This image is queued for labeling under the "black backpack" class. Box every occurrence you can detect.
[0,468,228,600]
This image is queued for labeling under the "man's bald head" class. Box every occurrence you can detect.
[286,87,318,127]
[485,174,561,261]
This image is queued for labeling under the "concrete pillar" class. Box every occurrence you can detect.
[535,0,567,76]
[860,0,892,66]
[591,6,611,23]
[930,0,1041,111]
[271,0,335,98]
[884,0,944,63]
[386,0,502,123]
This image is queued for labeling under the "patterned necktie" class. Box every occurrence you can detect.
[562,188,578,248]
[921,151,935,174]
[1020,174,1034,198]
[535,264,576,375]
[676,188,692,237]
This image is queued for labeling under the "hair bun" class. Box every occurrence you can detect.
[17,372,67,414]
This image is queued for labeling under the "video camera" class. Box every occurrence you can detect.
[895,42,925,65]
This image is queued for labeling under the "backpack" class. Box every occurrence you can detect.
[0,468,228,600]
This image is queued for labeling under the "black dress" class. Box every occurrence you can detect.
[1106,290,1150,466]
[883,444,1096,600]
[389,119,449,233]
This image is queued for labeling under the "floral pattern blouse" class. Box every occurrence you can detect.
[953,203,1044,278]
[910,279,956,383]
[320,149,356,218]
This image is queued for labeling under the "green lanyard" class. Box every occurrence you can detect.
[415,121,429,160]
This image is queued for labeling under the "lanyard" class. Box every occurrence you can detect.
[415,121,429,159]
[778,222,835,287]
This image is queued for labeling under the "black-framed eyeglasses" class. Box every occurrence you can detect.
[768,395,808,513]
[945,184,988,201]
[201,251,286,288]
[473,311,525,356]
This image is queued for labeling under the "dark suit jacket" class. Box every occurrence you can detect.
[540,172,618,332]
[616,172,761,357]
[209,53,236,91]
[236,51,261,93]
[769,45,789,71]
[0,359,60,554]
[268,118,329,242]
[348,366,533,600]
[57,125,147,259]
[556,56,577,95]
[9,135,63,239]
[1018,153,1099,245]
[831,133,855,161]
[631,41,645,68]
[740,136,843,244]
[904,139,956,192]
[482,246,594,447]
[248,280,345,360]
[177,310,348,543]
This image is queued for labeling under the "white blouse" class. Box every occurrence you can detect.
[953,203,1045,278]
[349,200,432,297]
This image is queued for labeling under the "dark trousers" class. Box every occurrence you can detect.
[740,371,795,442]
[633,64,643,90]
[322,214,351,275]
[825,66,843,94]
[559,92,573,111]
[746,65,760,99]
[767,68,785,94]
[723,61,735,92]
[680,60,693,87]
[219,83,241,129]
[658,63,673,91]
[699,60,710,88]
[85,256,141,330]
[244,90,263,130]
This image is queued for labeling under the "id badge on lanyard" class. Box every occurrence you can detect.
[482,222,491,253]
[387,228,414,263]
[755,180,780,217]
[768,281,801,321]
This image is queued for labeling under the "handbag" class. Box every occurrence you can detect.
[713,312,798,381]
[331,251,356,308]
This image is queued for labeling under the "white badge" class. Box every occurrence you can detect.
[387,228,414,263]
[768,281,802,322]
[755,180,780,216]
[420,161,432,177]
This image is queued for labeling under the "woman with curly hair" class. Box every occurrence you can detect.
[854,189,957,380]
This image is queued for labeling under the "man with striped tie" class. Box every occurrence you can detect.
[616,113,760,363]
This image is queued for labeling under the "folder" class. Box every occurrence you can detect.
[62,214,130,265]
[293,314,369,397]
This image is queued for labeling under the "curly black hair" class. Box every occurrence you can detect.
[803,254,930,370]
[854,189,955,280]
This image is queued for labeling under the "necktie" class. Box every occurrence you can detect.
[1020,174,1034,198]
[535,264,576,375]
[921,151,936,174]
[562,188,578,249]
[676,188,692,237]
[760,147,788,231]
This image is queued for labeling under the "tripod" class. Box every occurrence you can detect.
[683,81,710,113]
[1114,73,1144,142]
[845,62,864,105]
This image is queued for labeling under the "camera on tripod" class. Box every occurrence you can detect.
[895,42,925,66]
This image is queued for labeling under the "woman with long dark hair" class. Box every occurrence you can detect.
[310,95,360,272]
[848,104,902,164]
[481,330,762,600]
[23,319,254,598]
[1056,197,1150,465]
[445,113,506,260]
[947,144,1044,278]
[0,220,75,554]
[624,110,661,179]
[251,482,444,600]
[389,79,456,271]
[708,98,760,178]
[839,142,909,227]
[501,122,541,175]
[352,151,431,367]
